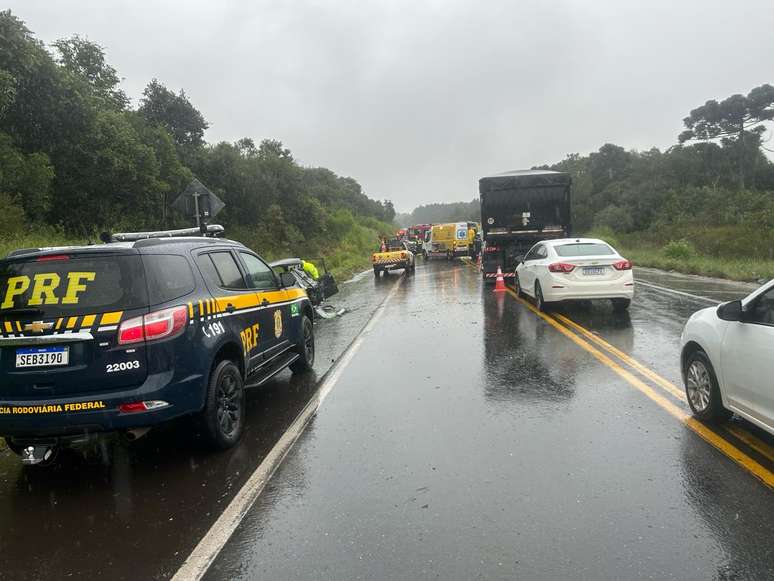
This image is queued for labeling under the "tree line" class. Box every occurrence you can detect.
[539,83,774,259]
[401,84,774,260]
[396,199,480,227]
[0,11,395,252]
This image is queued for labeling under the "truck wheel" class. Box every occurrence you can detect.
[290,316,315,373]
[373,267,381,278]
[200,360,245,450]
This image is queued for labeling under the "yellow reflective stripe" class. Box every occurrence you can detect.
[100,311,123,325]
[4,322,12,333]
[198,300,204,318]
[15,321,22,333]
[55,318,63,330]
[188,302,194,319]
[81,314,96,329]
[66,317,78,329]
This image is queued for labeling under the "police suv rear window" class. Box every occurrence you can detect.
[554,243,614,257]
[143,255,196,305]
[197,252,246,290]
[0,255,147,318]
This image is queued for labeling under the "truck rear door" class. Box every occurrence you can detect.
[0,252,149,399]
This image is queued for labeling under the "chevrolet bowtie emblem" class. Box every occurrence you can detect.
[24,321,53,333]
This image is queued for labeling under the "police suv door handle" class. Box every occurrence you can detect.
[260,298,270,307]
[225,303,236,313]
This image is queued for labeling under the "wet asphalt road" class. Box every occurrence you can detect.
[0,272,398,581]
[2,261,774,580]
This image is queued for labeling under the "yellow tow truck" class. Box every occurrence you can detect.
[372,238,415,277]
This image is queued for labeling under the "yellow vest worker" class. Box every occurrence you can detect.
[468,228,475,244]
[302,260,319,280]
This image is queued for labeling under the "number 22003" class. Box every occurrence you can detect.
[106,361,140,373]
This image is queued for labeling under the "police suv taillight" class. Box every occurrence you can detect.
[118,305,188,345]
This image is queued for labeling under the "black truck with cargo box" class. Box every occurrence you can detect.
[479,170,571,282]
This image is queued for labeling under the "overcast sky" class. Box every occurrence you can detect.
[8,0,774,212]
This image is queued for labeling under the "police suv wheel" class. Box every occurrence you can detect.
[201,360,245,450]
[4,438,25,456]
[291,316,315,373]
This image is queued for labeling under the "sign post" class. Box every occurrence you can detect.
[171,179,226,234]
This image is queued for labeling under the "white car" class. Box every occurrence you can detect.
[514,238,634,311]
[680,281,774,435]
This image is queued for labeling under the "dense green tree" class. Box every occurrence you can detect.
[679,84,774,188]
[52,36,128,109]
[139,79,208,148]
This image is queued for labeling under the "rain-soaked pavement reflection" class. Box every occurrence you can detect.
[204,261,774,581]
[2,261,774,580]
[0,270,401,581]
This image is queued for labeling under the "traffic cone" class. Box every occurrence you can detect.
[493,266,507,292]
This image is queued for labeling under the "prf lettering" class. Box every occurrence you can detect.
[240,323,260,355]
[1,272,96,309]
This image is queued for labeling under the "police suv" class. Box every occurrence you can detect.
[0,226,315,464]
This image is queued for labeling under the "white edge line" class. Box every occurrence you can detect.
[172,278,404,581]
[636,280,721,304]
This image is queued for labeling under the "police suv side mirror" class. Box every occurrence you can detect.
[515,255,525,264]
[717,299,744,322]
[279,272,296,288]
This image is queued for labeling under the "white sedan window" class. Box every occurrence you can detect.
[555,243,614,257]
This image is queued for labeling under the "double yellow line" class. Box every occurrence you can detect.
[498,286,774,488]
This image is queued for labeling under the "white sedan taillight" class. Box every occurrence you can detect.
[613,259,633,271]
[118,305,188,345]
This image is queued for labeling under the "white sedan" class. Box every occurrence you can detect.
[514,238,634,311]
[680,281,774,435]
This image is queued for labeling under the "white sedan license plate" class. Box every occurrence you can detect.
[583,266,606,276]
[15,347,69,368]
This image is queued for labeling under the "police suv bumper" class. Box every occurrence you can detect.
[0,371,206,438]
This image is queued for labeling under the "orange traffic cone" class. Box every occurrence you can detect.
[493,266,507,292]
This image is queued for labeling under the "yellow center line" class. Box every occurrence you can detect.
[503,287,774,489]
[553,312,686,401]
[551,311,774,464]
[723,425,774,463]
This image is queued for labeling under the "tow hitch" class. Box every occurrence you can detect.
[20,444,57,466]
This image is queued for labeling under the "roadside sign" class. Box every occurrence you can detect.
[171,179,226,226]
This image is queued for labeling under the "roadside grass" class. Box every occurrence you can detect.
[587,227,774,283]
[0,229,84,258]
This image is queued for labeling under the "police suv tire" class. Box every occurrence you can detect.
[4,438,24,456]
[200,360,245,450]
[290,316,315,374]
